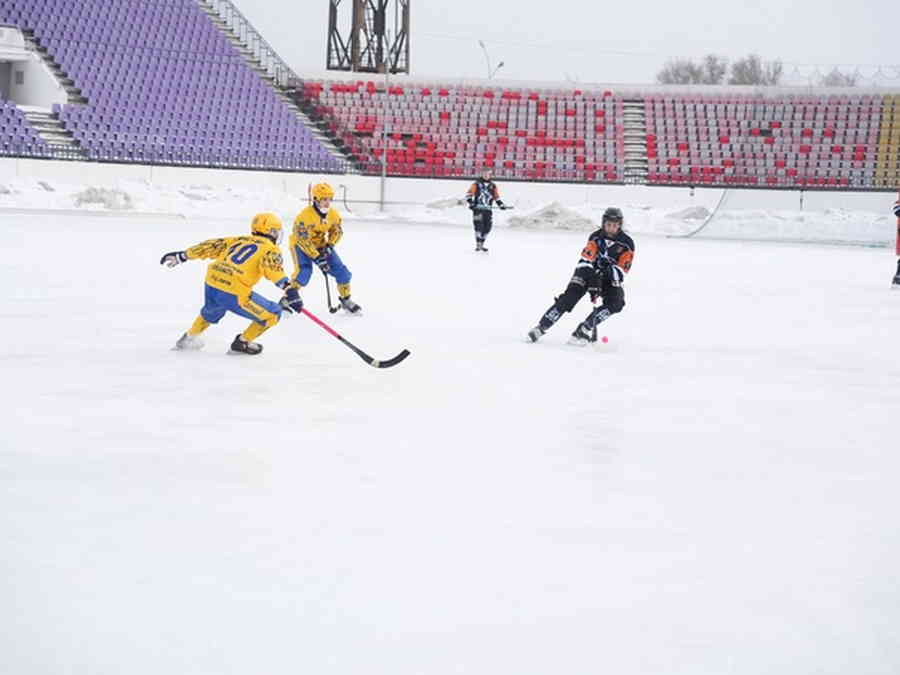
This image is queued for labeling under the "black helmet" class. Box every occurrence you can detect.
[602,207,623,224]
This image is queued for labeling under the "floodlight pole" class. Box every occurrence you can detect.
[478,40,492,79]
[479,40,504,79]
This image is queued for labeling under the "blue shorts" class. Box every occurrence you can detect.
[292,245,352,286]
[200,285,282,327]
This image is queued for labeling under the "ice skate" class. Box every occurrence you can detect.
[526,326,545,343]
[892,273,900,288]
[173,333,204,351]
[567,323,595,347]
[339,296,363,314]
[229,333,263,355]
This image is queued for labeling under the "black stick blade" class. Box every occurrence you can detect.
[367,349,411,369]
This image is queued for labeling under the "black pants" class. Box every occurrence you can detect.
[472,208,493,242]
[538,265,625,332]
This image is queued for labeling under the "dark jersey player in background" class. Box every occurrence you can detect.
[527,207,635,346]
[465,169,507,252]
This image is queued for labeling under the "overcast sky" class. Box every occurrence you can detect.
[234,0,900,86]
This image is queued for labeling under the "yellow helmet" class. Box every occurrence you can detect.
[251,212,283,244]
[311,182,335,202]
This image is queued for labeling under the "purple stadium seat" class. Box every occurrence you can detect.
[0,0,342,172]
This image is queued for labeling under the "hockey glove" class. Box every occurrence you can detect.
[160,251,188,267]
[588,286,601,303]
[314,251,331,274]
[280,287,304,314]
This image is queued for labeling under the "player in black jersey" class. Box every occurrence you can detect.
[527,207,635,345]
[465,169,507,251]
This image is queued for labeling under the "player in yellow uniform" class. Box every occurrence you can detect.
[290,182,362,314]
[160,213,304,355]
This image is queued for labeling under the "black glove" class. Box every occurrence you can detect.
[466,197,476,210]
[280,287,303,314]
[588,286,601,303]
[160,251,187,267]
[314,249,331,274]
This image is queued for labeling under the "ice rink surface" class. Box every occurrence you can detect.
[3,210,899,674]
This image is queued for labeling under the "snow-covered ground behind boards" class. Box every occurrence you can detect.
[0,174,895,245]
[2,186,900,675]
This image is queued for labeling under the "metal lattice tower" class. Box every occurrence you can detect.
[327,0,409,74]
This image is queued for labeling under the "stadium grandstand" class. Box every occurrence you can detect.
[0,0,344,172]
[301,82,900,190]
[0,0,896,190]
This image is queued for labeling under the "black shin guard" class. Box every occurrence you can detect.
[586,306,612,329]
[538,305,562,331]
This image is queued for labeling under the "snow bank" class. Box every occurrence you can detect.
[74,187,134,211]
[507,201,596,230]
[666,205,711,221]
[697,207,891,246]
[425,197,463,210]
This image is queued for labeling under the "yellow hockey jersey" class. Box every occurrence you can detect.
[186,235,288,298]
[290,205,343,258]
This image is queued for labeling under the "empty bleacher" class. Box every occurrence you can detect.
[301,79,899,190]
[876,94,900,188]
[0,0,895,190]
[645,93,881,188]
[0,0,341,172]
[0,99,50,156]
[303,80,626,182]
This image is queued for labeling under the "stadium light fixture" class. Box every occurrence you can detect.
[478,40,504,79]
